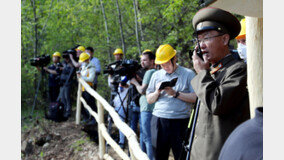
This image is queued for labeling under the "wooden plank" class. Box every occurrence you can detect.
[80,97,99,122]
[76,81,82,125]
[128,135,149,160]
[100,124,130,160]
[78,78,149,160]
[79,78,136,137]
[98,101,106,159]
[103,154,114,160]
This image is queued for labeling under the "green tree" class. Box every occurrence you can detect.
[21,0,201,113]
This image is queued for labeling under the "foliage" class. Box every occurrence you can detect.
[23,0,239,112]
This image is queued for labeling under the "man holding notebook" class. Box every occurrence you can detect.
[146,44,197,160]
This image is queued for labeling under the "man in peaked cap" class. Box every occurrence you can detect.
[189,7,250,160]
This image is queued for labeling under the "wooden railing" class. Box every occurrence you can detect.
[75,78,149,160]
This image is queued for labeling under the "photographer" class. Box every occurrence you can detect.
[128,75,142,138]
[69,45,85,68]
[77,52,97,124]
[107,48,124,106]
[146,44,197,160]
[106,48,128,149]
[57,53,75,119]
[130,49,156,160]
[36,52,62,102]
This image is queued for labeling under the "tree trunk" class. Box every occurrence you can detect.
[133,0,141,55]
[136,0,144,41]
[38,0,54,53]
[30,0,39,93]
[115,0,126,54]
[100,0,112,63]
[30,0,38,57]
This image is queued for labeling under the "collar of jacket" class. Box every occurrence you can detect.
[210,54,235,74]
[85,62,95,69]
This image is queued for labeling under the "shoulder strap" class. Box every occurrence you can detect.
[63,66,75,86]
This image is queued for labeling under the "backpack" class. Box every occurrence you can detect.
[45,102,65,122]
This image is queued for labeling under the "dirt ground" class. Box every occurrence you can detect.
[21,116,123,160]
[21,115,175,160]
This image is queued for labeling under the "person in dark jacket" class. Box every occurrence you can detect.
[218,107,263,160]
[58,55,75,119]
[37,52,62,102]
[190,7,250,160]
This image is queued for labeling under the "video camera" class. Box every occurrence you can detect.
[30,55,51,67]
[62,45,81,61]
[62,49,77,60]
[104,59,143,90]
[104,59,141,80]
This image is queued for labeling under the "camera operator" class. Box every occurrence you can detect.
[85,47,101,90]
[69,45,85,68]
[106,48,130,149]
[107,48,124,105]
[36,52,62,102]
[57,53,75,119]
[130,49,156,160]
[146,44,197,160]
[128,72,143,138]
[76,52,97,124]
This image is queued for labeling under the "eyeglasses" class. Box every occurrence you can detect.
[193,33,225,43]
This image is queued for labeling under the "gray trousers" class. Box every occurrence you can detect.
[58,85,71,117]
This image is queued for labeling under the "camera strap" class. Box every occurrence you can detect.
[57,66,75,101]
[116,89,129,120]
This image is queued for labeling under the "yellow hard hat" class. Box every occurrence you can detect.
[113,48,124,55]
[155,44,176,64]
[76,46,85,52]
[79,52,90,63]
[52,52,61,57]
[235,18,246,40]
[142,49,152,54]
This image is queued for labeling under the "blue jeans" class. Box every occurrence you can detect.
[141,111,154,160]
[115,105,126,145]
[130,108,140,134]
[129,102,144,150]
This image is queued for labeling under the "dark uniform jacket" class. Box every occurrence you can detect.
[190,54,250,160]
[47,63,62,87]
[218,107,263,160]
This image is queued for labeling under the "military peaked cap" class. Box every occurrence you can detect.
[192,7,241,39]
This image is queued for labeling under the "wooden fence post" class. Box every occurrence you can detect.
[246,17,263,118]
[76,80,82,125]
[98,101,106,159]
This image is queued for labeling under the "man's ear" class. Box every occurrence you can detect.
[222,34,230,46]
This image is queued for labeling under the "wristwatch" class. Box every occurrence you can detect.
[174,91,180,98]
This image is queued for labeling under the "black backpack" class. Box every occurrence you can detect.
[45,102,65,122]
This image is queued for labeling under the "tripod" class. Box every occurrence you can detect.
[29,67,45,119]
[106,86,130,153]
[179,99,201,160]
